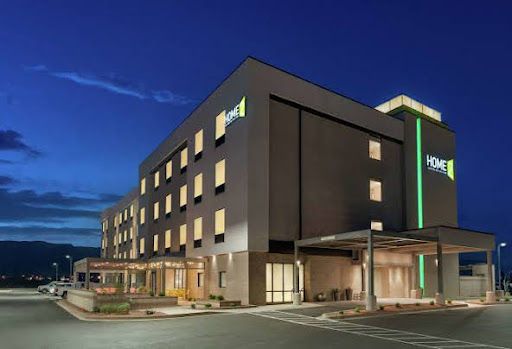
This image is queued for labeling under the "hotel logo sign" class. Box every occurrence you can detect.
[225,96,246,127]
[426,154,454,181]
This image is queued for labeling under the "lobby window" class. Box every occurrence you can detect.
[369,179,382,202]
[215,110,226,147]
[123,251,127,259]
[174,269,184,288]
[180,185,187,211]
[369,139,381,161]
[215,208,225,244]
[153,201,159,221]
[140,177,146,196]
[139,237,145,258]
[180,224,186,252]
[194,217,202,248]
[166,160,172,182]
[195,129,203,161]
[140,207,146,225]
[153,234,158,256]
[219,271,227,288]
[165,194,172,217]
[165,229,171,253]
[180,147,188,173]
[371,220,383,231]
[154,171,160,189]
[118,253,122,259]
[215,159,226,195]
[194,173,203,204]
[198,272,204,287]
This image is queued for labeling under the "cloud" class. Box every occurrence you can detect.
[25,65,192,105]
[0,226,101,247]
[0,176,17,186]
[0,129,42,158]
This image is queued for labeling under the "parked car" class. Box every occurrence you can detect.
[53,282,76,298]
[37,281,57,294]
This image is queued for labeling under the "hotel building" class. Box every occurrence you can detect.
[76,57,495,308]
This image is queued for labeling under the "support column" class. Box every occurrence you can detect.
[435,242,445,305]
[293,242,301,305]
[366,232,377,311]
[486,250,496,302]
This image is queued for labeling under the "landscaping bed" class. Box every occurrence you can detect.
[321,301,467,319]
[466,298,512,305]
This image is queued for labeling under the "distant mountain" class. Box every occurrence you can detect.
[0,241,100,277]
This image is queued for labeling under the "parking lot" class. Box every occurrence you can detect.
[1,289,511,349]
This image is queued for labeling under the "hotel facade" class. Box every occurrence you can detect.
[77,57,495,308]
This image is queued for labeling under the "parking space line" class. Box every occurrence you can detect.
[251,311,510,349]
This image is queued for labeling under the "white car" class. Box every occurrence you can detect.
[53,282,76,298]
[37,281,57,294]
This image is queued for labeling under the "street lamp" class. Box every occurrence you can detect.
[65,255,73,282]
[52,262,58,281]
[498,243,507,290]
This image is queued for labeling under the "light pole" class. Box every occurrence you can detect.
[65,255,73,282]
[498,243,507,290]
[52,262,58,281]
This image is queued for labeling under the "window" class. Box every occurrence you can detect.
[369,139,381,160]
[130,204,133,218]
[219,271,227,288]
[166,160,172,181]
[165,229,171,252]
[154,171,160,189]
[194,217,202,248]
[195,129,203,160]
[118,253,122,259]
[194,173,203,204]
[174,269,184,288]
[140,177,146,195]
[124,209,127,222]
[129,227,133,240]
[119,212,123,225]
[369,179,382,202]
[114,234,117,246]
[180,224,187,252]
[123,230,127,242]
[180,147,188,173]
[371,220,383,231]
[216,110,226,146]
[140,207,146,225]
[153,201,159,221]
[215,208,225,244]
[165,194,172,216]
[215,159,225,194]
[180,185,187,211]
[198,272,204,287]
[123,251,127,259]
[118,232,122,245]
[153,234,158,254]
[139,237,145,257]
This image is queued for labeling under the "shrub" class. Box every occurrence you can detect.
[229,303,236,307]
[137,286,148,293]
[415,302,421,306]
[480,298,485,303]
[354,305,362,313]
[208,294,216,300]
[205,303,212,308]
[149,291,155,297]
[395,302,401,308]
[446,299,452,304]
[158,291,165,297]
[379,304,385,310]
[145,309,155,315]
[429,301,435,306]
[98,303,130,314]
[191,304,196,309]
[216,295,224,301]
[505,298,510,302]
[166,288,188,299]
[92,306,100,313]
[339,310,344,315]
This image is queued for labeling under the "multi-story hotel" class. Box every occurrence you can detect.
[75,57,495,308]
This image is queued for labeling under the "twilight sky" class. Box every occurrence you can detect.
[0,1,510,253]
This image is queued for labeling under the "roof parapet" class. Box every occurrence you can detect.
[375,94,441,122]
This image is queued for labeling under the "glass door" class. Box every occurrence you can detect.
[266,263,304,303]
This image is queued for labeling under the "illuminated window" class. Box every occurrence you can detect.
[194,217,202,248]
[195,129,203,159]
[166,160,172,180]
[165,194,172,215]
[140,207,146,225]
[369,139,381,161]
[129,205,133,218]
[370,179,382,202]
[215,159,225,194]
[114,234,117,246]
[194,173,203,202]
[371,220,383,231]
[165,229,171,250]
[153,234,158,254]
[123,251,127,259]
[105,219,108,229]
[198,272,204,287]
[119,212,122,224]
[215,208,225,243]
[219,271,227,288]
[154,171,160,189]
[118,232,122,245]
[123,230,127,242]
[118,253,122,259]
[139,237,145,257]
[153,201,159,221]
[140,177,146,195]
[124,209,127,221]
[180,185,187,210]
[180,224,187,250]
[129,227,133,240]
[216,110,226,146]
[180,147,188,172]
[101,238,105,249]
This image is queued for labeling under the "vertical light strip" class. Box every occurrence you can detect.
[416,116,425,290]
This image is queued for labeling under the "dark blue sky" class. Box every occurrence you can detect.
[0,1,510,261]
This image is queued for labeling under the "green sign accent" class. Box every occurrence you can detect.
[416,117,425,291]
[239,96,246,117]
[447,159,455,181]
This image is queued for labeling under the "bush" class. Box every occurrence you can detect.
[158,291,165,297]
[480,298,485,303]
[446,299,452,304]
[98,303,130,314]
[395,302,401,308]
[379,304,385,311]
[92,306,100,313]
[205,303,212,308]
[229,303,236,307]
[191,304,196,309]
[339,310,344,315]
[354,305,362,313]
[415,302,421,306]
[166,288,188,299]
[149,291,155,297]
[216,295,224,301]
[429,301,435,306]
[208,294,216,300]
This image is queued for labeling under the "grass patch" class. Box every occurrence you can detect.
[354,305,363,313]
[379,304,385,311]
[98,303,130,314]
